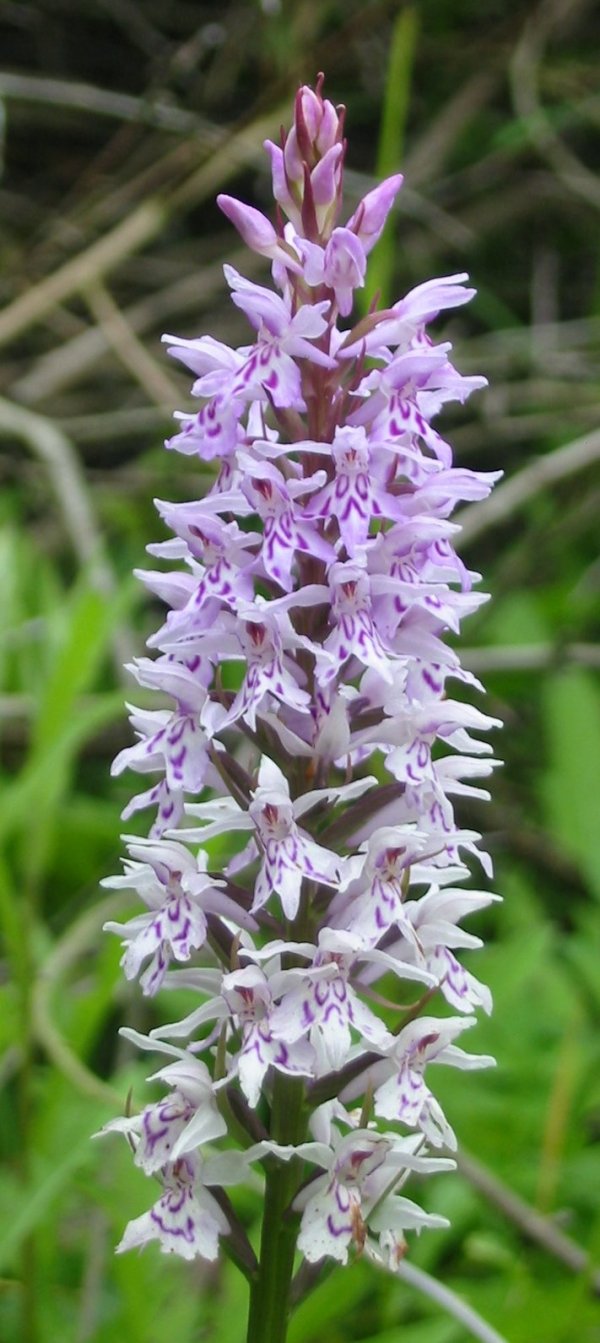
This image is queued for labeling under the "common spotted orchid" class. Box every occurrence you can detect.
[101,76,500,1343]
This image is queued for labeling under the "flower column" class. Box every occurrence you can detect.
[102,76,500,1343]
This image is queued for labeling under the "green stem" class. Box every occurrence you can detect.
[245,1075,307,1343]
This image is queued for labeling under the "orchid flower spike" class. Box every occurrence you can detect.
[102,75,500,1343]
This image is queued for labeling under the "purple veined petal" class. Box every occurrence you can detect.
[232,341,306,410]
[236,1020,274,1107]
[119,778,184,838]
[107,892,208,990]
[116,1157,229,1262]
[165,396,243,461]
[296,1177,357,1265]
[428,944,493,1016]
[133,1090,223,1174]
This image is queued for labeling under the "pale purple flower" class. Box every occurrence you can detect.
[165,395,243,459]
[102,839,252,995]
[224,266,335,409]
[314,562,401,687]
[177,757,374,920]
[298,228,367,315]
[238,453,335,591]
[269,928,394,1071]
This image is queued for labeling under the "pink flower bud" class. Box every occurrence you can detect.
[217,195,278,253]
[268,79,346,239]
[296,85,322,150]
[310,143,345,237]
[311,144,344,208]
[283,126,304,185]
[347,173,404,254]
[316,97,342,156]
[295,78,343,164]
[264,140,300,225]
[217,194,301,272]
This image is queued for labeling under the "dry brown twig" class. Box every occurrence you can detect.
[83,280,180,408]
[0,103,287,351]
[14,247,261,406]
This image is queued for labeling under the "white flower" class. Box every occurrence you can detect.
[116,1154,229,1262]
[292,1129,451,1264]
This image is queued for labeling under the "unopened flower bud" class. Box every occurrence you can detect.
[347,173,404,254]
[295,77,342,165]
[266,78,345,243]
[217,195,301,272]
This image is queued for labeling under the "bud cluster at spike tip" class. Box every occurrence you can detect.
[100,78,501,1275]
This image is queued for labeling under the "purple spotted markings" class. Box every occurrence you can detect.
[101,76,500,1283]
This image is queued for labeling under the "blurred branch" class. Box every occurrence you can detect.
[461,643,600,673]
[469,315,600,362]
[14,246,260,406]
[0,201,165,349]
[511,0,600,214]
[0,403,95,562]
[31,893,130,1110]
[406,71,498,187]
[457,428,600,545]
[457,1149,600,1293]
[394,1259,509,1343]
[83,280,180,408]
[0,102,286,350]
[0,70,215,136]
[455,408,600,453]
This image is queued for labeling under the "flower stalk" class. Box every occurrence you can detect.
[99,76,501,1343]
[246,1076,307,1343]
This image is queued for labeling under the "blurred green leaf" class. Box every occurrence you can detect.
[541,669,600,899]
[0,1143,90,1270]
[363,5,419,311]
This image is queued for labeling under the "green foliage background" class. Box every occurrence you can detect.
[0,2,599,1340]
